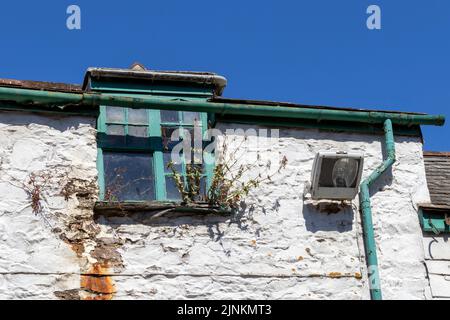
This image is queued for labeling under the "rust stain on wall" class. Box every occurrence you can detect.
[81,263,116,300]
[52,178,124,300]
[328,272,343,278]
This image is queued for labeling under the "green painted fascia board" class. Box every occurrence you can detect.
[0,100,423,137]
[216,115,423,137]
[0,87,444,127]
[0,87,442,136]
[89,79,215,97]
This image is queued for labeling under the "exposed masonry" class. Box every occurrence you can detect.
[0,111,123,300]
[0,112,435,299]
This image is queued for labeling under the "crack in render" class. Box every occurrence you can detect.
[0,271,362,279]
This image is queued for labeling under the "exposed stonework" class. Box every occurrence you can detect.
[0,111,123,300]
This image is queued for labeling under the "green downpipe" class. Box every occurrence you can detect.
[359,119,396,300]
[0,87,445,126]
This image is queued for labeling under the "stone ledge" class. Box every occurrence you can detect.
[94,201,233,218]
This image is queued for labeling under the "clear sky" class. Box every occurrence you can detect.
[0,1,449,151]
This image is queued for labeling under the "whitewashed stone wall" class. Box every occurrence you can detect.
[0,111,98,299]
[0,112,433,299]
[109,123,431,300]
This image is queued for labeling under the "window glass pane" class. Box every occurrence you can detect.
[128,109,148,125]
[106,106,125,123]
[182,112,200,125]
[166,176,182,200]
[107,125,125,136]
[164,152,182,173]
[128,126,148,137]
[161,110,179,123]
[161,126,181,150]
[104,152,155,201]
[199,176,207,200]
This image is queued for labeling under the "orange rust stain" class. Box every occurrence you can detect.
[328,272,342,278]
[297,256,304,261]
[250,240,257,246]
[70,243,84,258]
[354,272,363,279]
[80,263,116,300]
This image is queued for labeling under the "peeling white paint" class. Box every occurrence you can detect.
[0,112,437,299]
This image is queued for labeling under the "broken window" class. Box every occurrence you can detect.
[104,152,155,201]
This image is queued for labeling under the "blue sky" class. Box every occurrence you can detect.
[0,1,449,150]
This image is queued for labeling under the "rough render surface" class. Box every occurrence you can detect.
[0,111,118,300]
[0,113,436,299]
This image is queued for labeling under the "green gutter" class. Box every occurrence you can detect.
[0,87,445,126]
[359,119,396,300]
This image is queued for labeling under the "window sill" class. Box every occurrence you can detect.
[94,201,233,218]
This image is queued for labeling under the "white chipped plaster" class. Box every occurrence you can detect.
[0,111,98,299]
[0,112,434,299]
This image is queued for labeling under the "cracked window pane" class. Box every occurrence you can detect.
[104,152,155,201]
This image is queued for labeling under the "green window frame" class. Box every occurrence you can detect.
[96,105,213,202]
[419,208,450,234]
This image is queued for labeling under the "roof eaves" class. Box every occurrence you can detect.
[424,151,450,157]
[210,97,427,116]
[418,203,450,211]
[0,78,82,93]
[83,67,228,95]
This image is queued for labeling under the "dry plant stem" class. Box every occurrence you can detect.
[169,135,288,210]
[26,172,52,214]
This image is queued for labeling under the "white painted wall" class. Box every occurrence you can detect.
[110,123,431,300]
[0,112,434,299]
[0,111,97,299]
